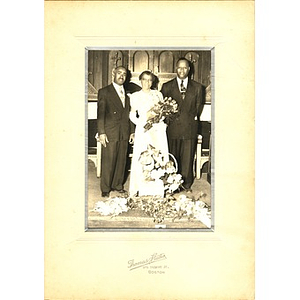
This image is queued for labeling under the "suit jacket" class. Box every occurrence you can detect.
[161,78,204,139]
[97,84,134,142]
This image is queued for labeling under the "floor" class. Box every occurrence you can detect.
[86,159,212,230]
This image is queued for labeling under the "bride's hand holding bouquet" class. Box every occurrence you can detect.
[144,97,178,132]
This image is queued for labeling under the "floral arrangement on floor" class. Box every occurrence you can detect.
[127,194,211,226]
[93,197,129,217]
[93,194,211,227]
[139,144,183,195]
[144,96,178,132]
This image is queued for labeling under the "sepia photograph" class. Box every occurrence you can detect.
[86,49,213,230]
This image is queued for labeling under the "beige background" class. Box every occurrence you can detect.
[45,1,254,299]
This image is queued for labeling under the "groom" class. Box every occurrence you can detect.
[97,66,135,197]
[161,57,205,192]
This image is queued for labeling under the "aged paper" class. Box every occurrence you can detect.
[45,1,254,299]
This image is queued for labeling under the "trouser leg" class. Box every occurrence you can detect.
[168,139,180,170]
[168,138,197,189]
[111,140,128,190]
[100,141,118,193]
[180,139,197,189]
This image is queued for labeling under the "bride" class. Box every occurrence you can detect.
[129,70,169,197]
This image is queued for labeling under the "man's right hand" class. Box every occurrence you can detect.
[99,134,109,147]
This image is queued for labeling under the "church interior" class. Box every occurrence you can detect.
[86,49,213,230]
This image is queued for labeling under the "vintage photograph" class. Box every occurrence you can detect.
[86,49,213,230]
[44,1,255,298]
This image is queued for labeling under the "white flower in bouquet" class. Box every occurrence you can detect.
[144,97,178,132]
[150,168,165,180]
[167,174,175,184]
[143,161,154,171]
[151,149,163,162]
[154,154,167,168]
[139,150,154,165]
[142,170,152,181]
[175,174,182,182]
[169,183,179,193]
[166,165,176,174]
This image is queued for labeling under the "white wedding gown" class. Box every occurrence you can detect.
[129,89,169,197]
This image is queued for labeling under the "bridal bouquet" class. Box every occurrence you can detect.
[144,97,178,132]
[139,144,183,194]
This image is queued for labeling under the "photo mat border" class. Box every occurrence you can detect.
[45,2,254,298]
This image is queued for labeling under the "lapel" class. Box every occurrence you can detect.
[185,78,195,99]
[108,84,125,111]
[172,78,197,111]
[124,94,130,110]
[172,78,183,104]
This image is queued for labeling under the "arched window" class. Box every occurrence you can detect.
[159,51,174,73]
[133,51,149,72]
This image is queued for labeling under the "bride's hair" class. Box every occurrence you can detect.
[139,70,154,81]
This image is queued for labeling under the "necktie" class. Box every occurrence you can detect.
[180,80,186,99]
[119,87,125,107]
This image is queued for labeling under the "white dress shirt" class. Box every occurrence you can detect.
[176,77,188,90]
[112,82,125,107]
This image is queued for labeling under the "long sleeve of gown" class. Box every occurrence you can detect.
[129,94,140,126]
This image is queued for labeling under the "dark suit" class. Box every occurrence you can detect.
[97,84,133,193]
[161,78,204,189]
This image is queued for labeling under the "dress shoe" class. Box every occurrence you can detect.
[101,192,110,197]
[116,189,127,194]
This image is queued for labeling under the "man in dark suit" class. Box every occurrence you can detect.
[161,58,204,192]
[97,66,135,197]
